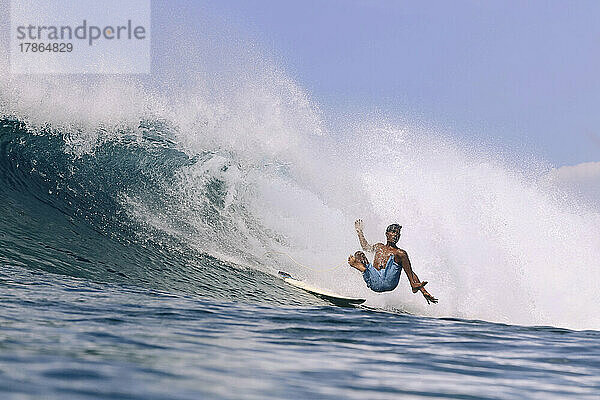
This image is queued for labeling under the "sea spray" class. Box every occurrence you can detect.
[1,3,598,331]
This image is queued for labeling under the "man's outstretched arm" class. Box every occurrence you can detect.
[355,219,375,252]
[397,250,438,304]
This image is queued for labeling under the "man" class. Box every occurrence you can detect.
[348,219,438,304]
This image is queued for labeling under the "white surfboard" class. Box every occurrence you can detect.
[278,271,366,306]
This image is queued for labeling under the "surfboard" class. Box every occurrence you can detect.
[278,271,366,306]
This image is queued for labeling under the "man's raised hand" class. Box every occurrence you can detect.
[355,219,364,232]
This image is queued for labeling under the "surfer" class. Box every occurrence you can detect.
[348,219,438,304]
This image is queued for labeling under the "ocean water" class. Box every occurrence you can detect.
[2,265,600,400]
[2,6,600,398]
[2,102,600,400]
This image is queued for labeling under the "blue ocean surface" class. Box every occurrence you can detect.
[1,264,599,400]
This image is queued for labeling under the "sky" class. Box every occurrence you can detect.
[173,0,600,168]
[2,1,598,167]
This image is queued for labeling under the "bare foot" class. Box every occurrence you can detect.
[348,255,367,272]
[354,251,369,266]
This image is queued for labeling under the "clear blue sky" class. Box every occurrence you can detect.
[159,1,600,166]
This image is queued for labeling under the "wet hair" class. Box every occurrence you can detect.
[386,223,402,233]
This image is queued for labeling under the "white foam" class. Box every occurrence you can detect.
[1,5,599,331]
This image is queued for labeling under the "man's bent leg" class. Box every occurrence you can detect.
[379,261,401,292]
[348,251,368,272]
[363,263,382,291]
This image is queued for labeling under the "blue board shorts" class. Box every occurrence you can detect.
[363,255,402,292]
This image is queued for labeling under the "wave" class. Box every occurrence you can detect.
[1,6,599,330]
[0,119,270,300]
